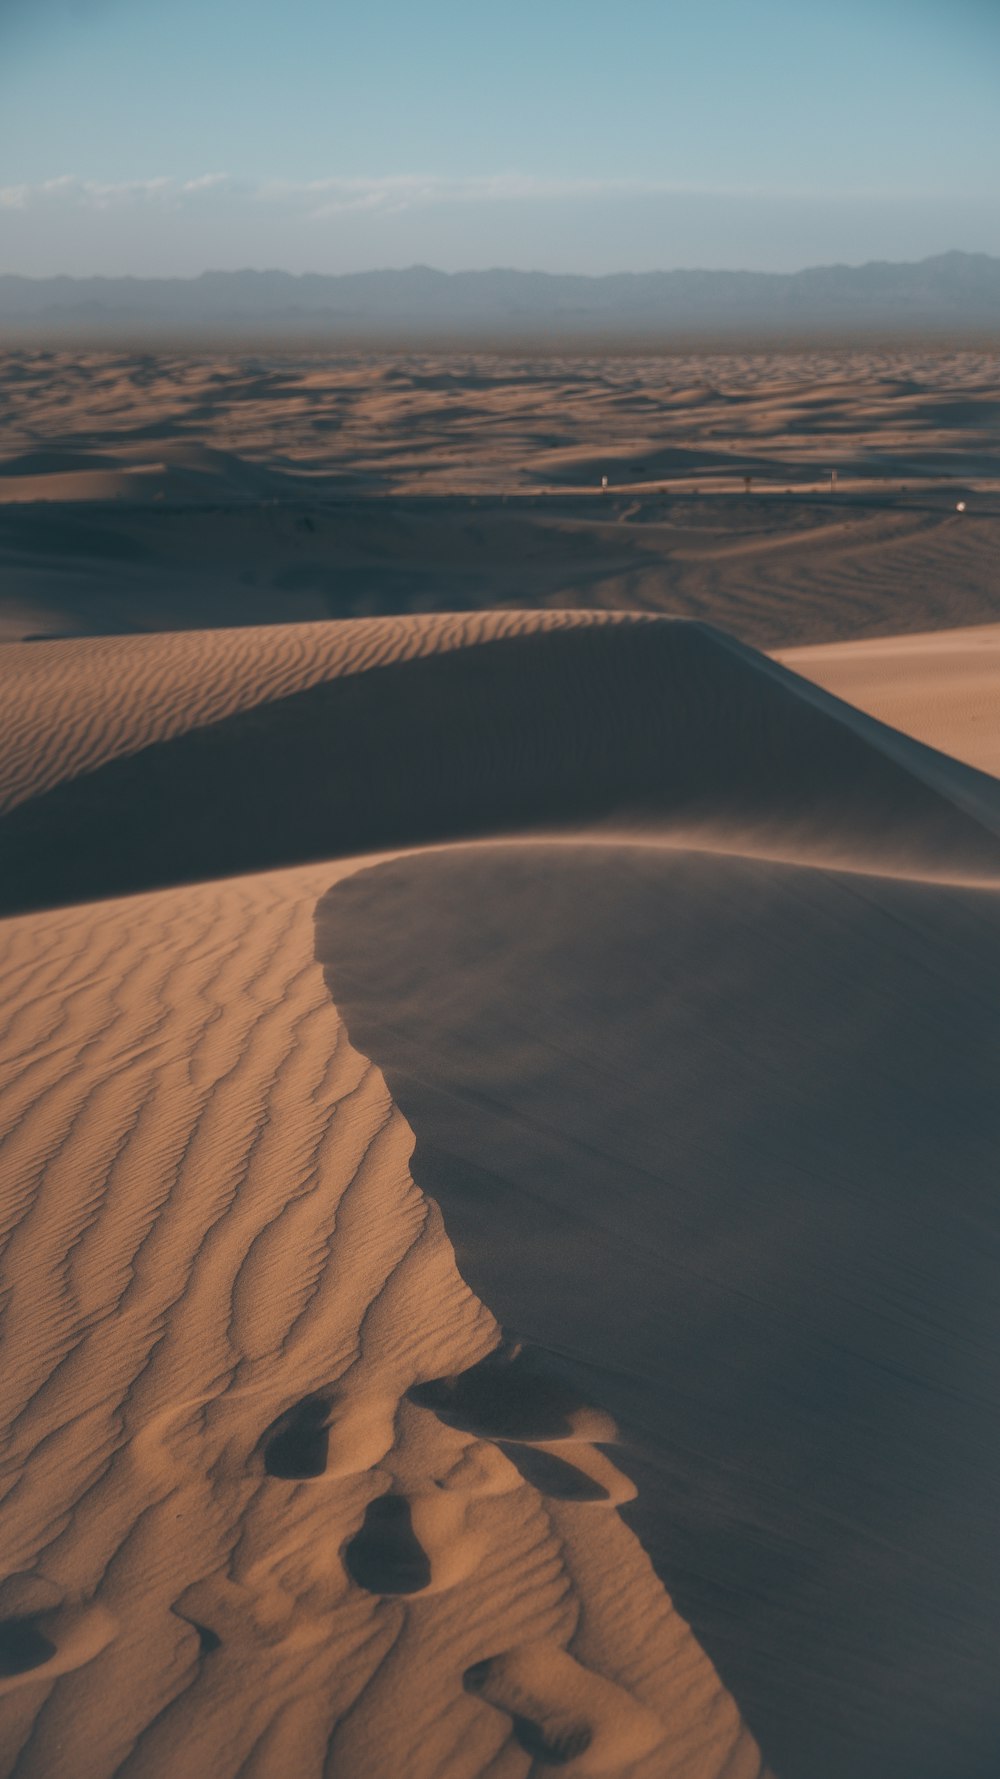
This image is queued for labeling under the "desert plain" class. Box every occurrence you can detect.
[1,343,1000,1779]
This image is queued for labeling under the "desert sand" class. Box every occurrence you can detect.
[782,622,1000,778]
[2,348,1000,1779]
[1,346,998,645]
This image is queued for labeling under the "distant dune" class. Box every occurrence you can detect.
[2,252,999,343]
[1,347,998,647]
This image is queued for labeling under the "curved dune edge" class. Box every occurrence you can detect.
[315,836,1000,1779]
[4,612,1000,918]
[0,860,770,1779]
[780,620,1000,781]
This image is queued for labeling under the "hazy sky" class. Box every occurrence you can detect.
[1,0,998,276]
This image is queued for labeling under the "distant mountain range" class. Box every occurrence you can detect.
[2,252,998,343]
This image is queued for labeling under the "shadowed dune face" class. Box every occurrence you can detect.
[315,841,1000,1779]
[4,616,1000,916]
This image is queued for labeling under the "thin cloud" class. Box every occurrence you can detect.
[0,175,181,210]
[180,172,232,194]
[275,174,692,221]
[0,172,929,219]
[0,172,702,218]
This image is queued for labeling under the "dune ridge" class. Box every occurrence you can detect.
[0,611,632,815]
[4,614,1000,920]
[783,621,1000,779]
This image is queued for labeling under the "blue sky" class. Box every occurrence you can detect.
[1,0,997,275]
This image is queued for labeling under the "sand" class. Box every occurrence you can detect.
[2,347,1000,1779]
[316,835,1000,1779]
[783,622,1000,778]
[5,614,1000,920]
[0,346,998,646]
[1,859,769,1779]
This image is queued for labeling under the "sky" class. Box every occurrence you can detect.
[1,0,998,277]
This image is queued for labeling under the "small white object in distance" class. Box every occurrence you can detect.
[957,500,967,512]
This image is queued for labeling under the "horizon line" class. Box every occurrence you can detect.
[2,248,998,284]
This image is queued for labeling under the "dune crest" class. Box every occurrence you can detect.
[4,613,1000,920]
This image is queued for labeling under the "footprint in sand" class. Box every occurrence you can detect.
[343,1493,433,1596]
[409,1341,634,1508]
[0,1576,115,1697]
[259,1385,401,1486]
[262,1393,333,1479]
[0,1617,57,1677]
[464,1640,664,1773]
[264,1344,629,1610]
[407,1340,615,1445]
[189,1619,223,1655]
[496,1442,611,1503]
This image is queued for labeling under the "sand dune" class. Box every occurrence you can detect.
[0,611,624,816]
[1,347,998,645]
[316,837,1000,1779]
[3,438,1000,1773]
[783,621,1000,778]
[0,861,767,1779]
[4,614,1000,919]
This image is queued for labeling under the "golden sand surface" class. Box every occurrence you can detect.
[783,621,1000,777]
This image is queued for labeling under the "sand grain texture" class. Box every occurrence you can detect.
[0,864,764,1779]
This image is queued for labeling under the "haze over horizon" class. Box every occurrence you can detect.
[2,0,998,279]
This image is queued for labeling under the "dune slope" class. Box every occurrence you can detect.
[782,621,1000,779]
[0,863,766,1779]
[315,838,1000,1779]
[3,608,1000,1777]
[4,614,1000,916]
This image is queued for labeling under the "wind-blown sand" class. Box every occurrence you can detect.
[2,350,1000,1778]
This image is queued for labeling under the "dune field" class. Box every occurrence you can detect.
[1,346,998,646]
[1,347,1000,1779]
